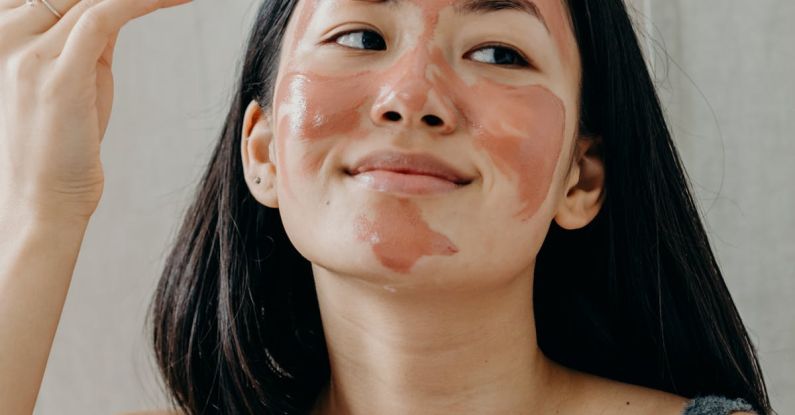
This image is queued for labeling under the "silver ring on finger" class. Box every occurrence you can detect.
[25,0,62,19]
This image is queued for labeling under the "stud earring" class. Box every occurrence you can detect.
[255,177,262,184]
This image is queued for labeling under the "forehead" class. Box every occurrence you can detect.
[290,0,577,63]
[341,0,551,25]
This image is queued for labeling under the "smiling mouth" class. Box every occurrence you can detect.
[348,169,467,195]
[345,150,475,196]
[352,170,466,195]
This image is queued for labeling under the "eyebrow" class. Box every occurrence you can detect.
[455,0,549,32]
[350,0,550,33]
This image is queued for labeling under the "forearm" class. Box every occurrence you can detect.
[0,207,90,414]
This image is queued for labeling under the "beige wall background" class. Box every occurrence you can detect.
[641,0,795,411]
[33,1,794,413]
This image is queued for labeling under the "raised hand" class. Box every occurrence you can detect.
[0,0,192,223]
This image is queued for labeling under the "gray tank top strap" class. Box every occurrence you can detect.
[682,395,757,415]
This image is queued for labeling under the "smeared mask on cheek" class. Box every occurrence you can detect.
[275,72,372,180]
[423,48,566,222]
[355,199,459,273]
[275,1,404,193]
[469,81,566,220]
[413,0,569,221]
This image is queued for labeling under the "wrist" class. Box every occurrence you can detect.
[0,198,91,235]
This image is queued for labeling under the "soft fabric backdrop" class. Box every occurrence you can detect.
[32,1,793,413]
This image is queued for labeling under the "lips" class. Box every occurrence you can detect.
[345,150,474,196]
[347,150,474,185]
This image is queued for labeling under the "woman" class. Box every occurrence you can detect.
[0,0,773,414]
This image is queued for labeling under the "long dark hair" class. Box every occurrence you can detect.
[148,0,773,413]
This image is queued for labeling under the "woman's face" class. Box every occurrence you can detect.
[266,0,582,290]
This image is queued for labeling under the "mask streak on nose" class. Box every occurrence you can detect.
[372,48,435,119]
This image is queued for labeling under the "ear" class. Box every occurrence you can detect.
[553,136,605,230]
[241,99,279,208]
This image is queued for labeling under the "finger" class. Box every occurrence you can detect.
[55,0,192,77]
[0,0,23,10]
[36,0,103,56]
[3,0,82,35]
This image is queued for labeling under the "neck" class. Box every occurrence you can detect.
[310,265,573,415]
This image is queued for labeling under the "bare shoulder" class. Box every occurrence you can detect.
[567,368,691,415]
[612,383,691,414]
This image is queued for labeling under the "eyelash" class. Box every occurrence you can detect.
[327,29,532,69]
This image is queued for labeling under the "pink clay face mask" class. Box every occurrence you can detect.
[273,0,573,273]
[355,198,459,273]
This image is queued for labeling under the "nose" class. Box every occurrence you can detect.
[369,51,459,135]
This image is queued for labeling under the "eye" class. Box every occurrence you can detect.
[468,44,531,68]
[330,29,387,51]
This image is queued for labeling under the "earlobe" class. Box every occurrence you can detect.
[553,136,605,230]
[241,99,279,209]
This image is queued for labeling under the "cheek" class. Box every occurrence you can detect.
[470,84,566,220]
[273,70,373,186]
[425,48,567,221]
[275,72,370,142]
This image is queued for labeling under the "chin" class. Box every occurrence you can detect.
[309,247,518,295]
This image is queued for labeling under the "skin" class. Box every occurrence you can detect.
[240,0,696,414]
